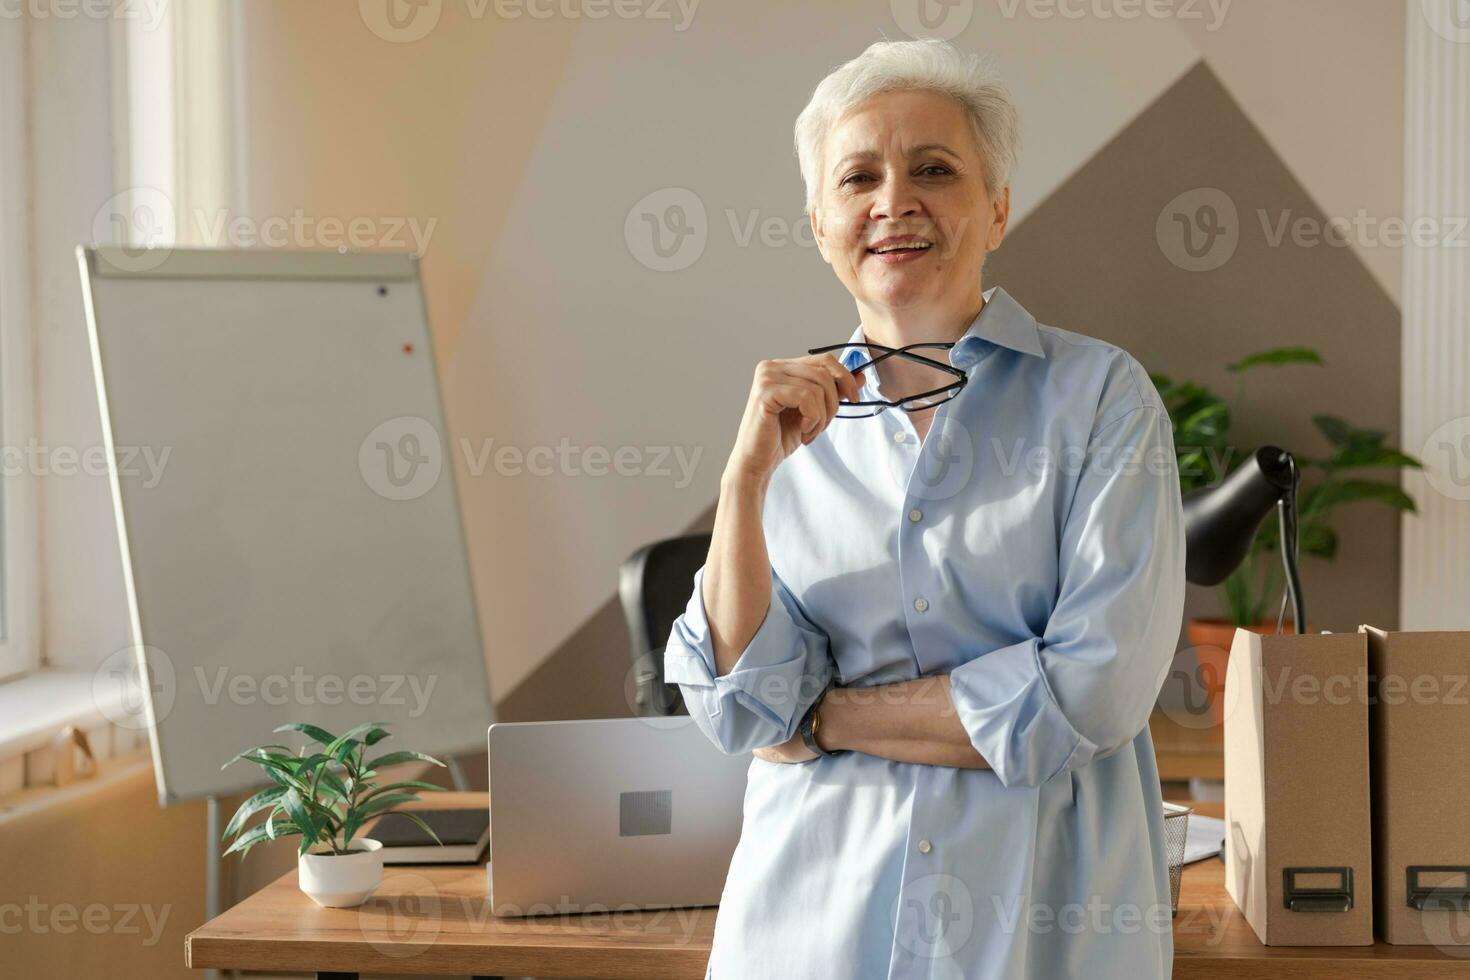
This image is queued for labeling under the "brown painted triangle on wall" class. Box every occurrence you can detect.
[986,60,1401,641]
[496,62,1404,731]
[494,502,718,729]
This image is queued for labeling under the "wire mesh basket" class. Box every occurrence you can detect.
[1162,802,1193,916]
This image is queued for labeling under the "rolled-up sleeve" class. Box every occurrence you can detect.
[664,564,835,755]
[948,404,1186,788]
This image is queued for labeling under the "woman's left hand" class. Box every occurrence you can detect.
[753,732,819,764]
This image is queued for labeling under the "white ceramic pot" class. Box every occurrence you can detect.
[297,839,384,908]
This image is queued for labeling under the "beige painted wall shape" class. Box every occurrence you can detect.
[234,2,1400,715]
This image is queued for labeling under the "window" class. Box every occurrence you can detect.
[0,18,41,680]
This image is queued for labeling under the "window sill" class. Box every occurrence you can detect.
[0,670,149,795]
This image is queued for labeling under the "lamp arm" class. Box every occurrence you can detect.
[1274,453,1306,634]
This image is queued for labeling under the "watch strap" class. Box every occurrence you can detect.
[800,683,834,757]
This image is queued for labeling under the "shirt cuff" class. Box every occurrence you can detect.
[664,566,832,754]
[947,637,1100,788]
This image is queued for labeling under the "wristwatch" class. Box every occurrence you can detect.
[799,682,838,757]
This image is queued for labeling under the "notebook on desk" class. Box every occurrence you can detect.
[370,809,490,864]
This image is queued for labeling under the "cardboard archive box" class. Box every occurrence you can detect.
[1360,624,1470,946]
[1223,628,1374,945]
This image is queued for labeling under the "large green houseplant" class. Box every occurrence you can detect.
[221,721,446,907]
[1149,347,1421,695]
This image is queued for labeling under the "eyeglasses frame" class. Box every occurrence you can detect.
[805,341,968,418]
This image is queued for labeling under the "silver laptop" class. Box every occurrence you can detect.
[485,716,750,917]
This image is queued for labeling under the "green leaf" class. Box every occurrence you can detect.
[1313,414,1387,450]
[220,745,293,771]
[345,793,422,842]
[274,723,338,745]
[260,763,295,789]
[359,780,444,806]
[388,811,444,848]
[317,765,351,801]
[222,785,288,840]
[223,819,300,858]
[364,727,392,746]
[355,793,422,820]
[1329,444,1424,470]
[1312,414,1353,448]
[1309,479,1417,514]
[365,750,446,771]
[1227,347,1324,372]
[1177,401,1228,438]
[280,788,320,845]
[323,722,387,764]
[265,803,284,839]
[1297,524,1338,559]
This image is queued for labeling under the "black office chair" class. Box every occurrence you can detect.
[619,532,712,717]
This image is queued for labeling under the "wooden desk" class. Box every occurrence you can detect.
[1151,708,1224,782]
[187,795,1470,978]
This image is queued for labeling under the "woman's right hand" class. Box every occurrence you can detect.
[724,354,863,486]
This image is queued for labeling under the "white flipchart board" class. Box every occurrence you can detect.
[78,246,493,804]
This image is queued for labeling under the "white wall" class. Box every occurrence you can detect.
[29,13,134,674]
[1400,0,1470,629]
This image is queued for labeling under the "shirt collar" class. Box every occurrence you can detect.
[837,287,1046,372]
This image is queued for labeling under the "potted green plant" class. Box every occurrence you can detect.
[221,721,447,908]
[1151,347,1423,718]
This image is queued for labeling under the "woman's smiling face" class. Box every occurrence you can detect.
[811,88,1009,317]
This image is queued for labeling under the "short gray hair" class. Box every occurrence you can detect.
[793,39,1020,213]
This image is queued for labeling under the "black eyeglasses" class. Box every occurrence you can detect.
[806,342,968,418]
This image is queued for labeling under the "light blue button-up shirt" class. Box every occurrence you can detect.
[665,286,1186,979]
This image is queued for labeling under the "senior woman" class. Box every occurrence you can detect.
[663,38,1186,980]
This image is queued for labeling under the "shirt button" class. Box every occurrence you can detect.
[908,508,923,523]
[893,431,907,443]
[913,597,929,613]
[918,839,932,854]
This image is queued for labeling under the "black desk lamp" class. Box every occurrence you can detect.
[1182,446,1306,635]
